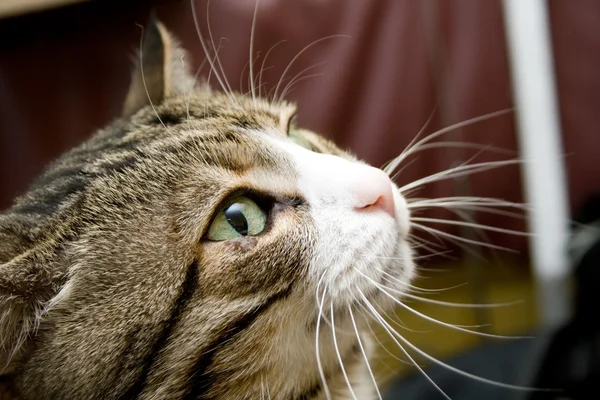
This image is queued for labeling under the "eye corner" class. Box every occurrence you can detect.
[285,111,298,135]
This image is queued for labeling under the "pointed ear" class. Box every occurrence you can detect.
[0,220,66,374]
[122,14,195,117]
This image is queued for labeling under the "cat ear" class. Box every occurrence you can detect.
[0,218,66,374]
[122,14,195,117]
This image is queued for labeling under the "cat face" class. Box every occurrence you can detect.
[0,19,413,399]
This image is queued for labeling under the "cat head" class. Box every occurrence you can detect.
[0,17,413,398]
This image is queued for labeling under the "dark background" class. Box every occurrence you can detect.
[1,0,599,257]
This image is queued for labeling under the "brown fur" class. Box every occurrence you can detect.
[0,18,385,399]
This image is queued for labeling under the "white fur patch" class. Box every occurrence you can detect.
[264,134,414,305]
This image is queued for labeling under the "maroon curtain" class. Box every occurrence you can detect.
[1,0,599,256]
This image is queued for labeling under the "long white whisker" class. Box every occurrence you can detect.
[313,272,352,334]
[411,222,517,252]
[280,73,326,100]
[359,307,417,368]
[348,306,382,399]
[387,156,421,183]
[400,159,523,193]
[331,303,357,400]
[249,0,260,104]
[376,274,523,309]
[390,109,513,175]
[258,39,286,97]
[362,260,467,294]
[136,24,172,135]
[405,141,516,157]
[191,0,239,107]
[408,236,457,259]
[273,35,350,102]
[206,1,234,98]
[366,294,432,333]
[278,61,327,100]
[356,268,530,340]
[316,283,332,400]
[384,105,437,174]
[411,226,482,258]
[408,196,528,208]
[362,289,544,392]
[357,288,452,400]
[411,216,531,236]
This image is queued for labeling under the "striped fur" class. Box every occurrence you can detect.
[0,18,413,399]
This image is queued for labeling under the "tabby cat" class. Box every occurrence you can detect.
[0,17,414,399]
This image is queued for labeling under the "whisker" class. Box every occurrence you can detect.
[238,59,251,95]
[181,55,193,129]
[410,250,456,261]
[364,261,466,294]
[377,275,524,310]
[136,24,172,135]
[411,216,531,236]
[313,272,353,334]
[400,159,523,193]
[405,140,517,157]
[331,303,357,400]
[258,39,286,98]
[408,227,449,249]
[410,202,527,218]
[410,226,490,261]
[388,109,513,176]
[357,288,452,400]
[408,196,528,209]
[356,269,530,340]
[273,35,350,103]
[278,61,328,100]
[388,156,421,184]
[366,293,431,333]
[362,290,544,392]
[205,1,234,97]
[315,280,332,400]
[348,306,383,399]
[411,221,517,253]
[248,0,260,104]
[384,105,437,175]
[407,236,458,260]
[280,73,326,100]
[191,0,239,107]
[359,308,417,368]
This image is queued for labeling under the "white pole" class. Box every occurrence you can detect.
[502,0,571,328]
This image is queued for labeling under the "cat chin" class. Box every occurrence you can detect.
[311,241,414,325]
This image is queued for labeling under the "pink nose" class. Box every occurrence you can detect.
[352,166,396,218]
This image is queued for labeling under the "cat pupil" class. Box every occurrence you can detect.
[224,203,249,236]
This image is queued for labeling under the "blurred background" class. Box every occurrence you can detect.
[1,0,599,399]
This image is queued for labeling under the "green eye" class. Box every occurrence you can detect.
[206,196,267,241]
[289,130,313,151]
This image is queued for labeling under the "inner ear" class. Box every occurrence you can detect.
[122,14,195,117]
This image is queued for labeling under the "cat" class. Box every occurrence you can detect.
[0,16,415,399]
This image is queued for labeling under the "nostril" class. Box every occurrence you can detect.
[357,195,383,210]
[352,167,396,218]
[357,192,396,218]
[372,195,387,211]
